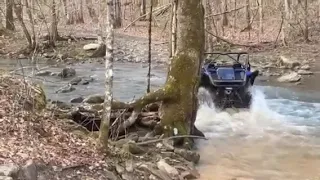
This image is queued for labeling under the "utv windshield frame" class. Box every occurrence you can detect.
[203,52,250,68]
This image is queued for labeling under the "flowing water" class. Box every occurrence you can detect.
[1,59,320,180]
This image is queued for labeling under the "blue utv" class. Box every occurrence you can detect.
[199,52,259,109]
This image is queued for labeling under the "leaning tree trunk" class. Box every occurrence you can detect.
[128,0,205,148]
[99,0,115,149]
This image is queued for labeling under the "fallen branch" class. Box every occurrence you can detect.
[205,29,259,48]
[123,3,171,31]
[205,5,247,18]
[137,135,208,146]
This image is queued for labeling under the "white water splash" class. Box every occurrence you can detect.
[194,86,320,180]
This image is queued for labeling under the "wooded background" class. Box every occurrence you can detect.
[0,0,320,51]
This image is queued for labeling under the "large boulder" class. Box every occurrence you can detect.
[277,72,301,83]
[83,94,104,104]
[297,69,313,75]
[58,68,76,78]
[83,43,100,51]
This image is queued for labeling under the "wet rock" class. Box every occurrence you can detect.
[156,159,179,177]
[180,169,200,179]
[35,70,51,76]
[127,142,145,155]
[174,148,200,164]
[20,160,38,180]
[58,68,76,78]
[0,163,19,177]
[70,97,84,103]
[0,176,13,180]
[300,64,311,70]
[70,77,82,85]
[105,170,119,180]
[297,69,313,75]
[277,72,301,83]
[125,160,134,172]
[80,77,94,85]
[55,84,76,93]
[83,43,100,51]
[49,100,72,109]
[115,164,125,174]
[279,56,300,69]
[18,54,26,59]
[83,94,104,104]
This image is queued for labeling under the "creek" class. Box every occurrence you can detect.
[1,59,320,180]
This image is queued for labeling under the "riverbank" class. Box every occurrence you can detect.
[0,73,204,180]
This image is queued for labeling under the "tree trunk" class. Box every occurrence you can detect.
[13,0,33,49]
[303,0,309,42]
[140,0,146,16]
[129,0,205,148]
[86,0,97,21]
[113,0,122,28]
[24,0,36,49]
[49,0,58,46]
[245,0,251,38]
[222,0,228,26]
[6,0,15,31]
[258,0,263,42]
[147,1,153,93]
[99,0,115,149]
[169,0,177,58]
[204,0,213,51]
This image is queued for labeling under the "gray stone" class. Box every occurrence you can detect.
[300,64,311,70]
[279,56,300,69]
[83,94,104,104]
[0,176,13,180]
[83,43,100,51]
[35,70,51,76]
[277,72,301,83]
[70,96,84,103]
[125,160,133,173]
[174,148,200,164]
[156,159,179,177]
[180,169,200,179]
[58,68,76,78]
[70,77,82,85]
[21,160,38,180]
[297,69,313,75]
[105,170,119,180]
[0,163,19,177]
[55,84,76,93]
[115,164,125,174]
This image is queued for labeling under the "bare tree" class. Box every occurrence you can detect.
[147,0,153,93]
[5,0,15,31]
[114,0,122,28]
[140,0,146,16]
[99,0,115,149]
[86,0,97,21]
[222,0,228,26]
[258,0,264,42]
[13,0,34,49]
[49,0,58,46]
[204,0,213,51]
[303,0,309,41]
